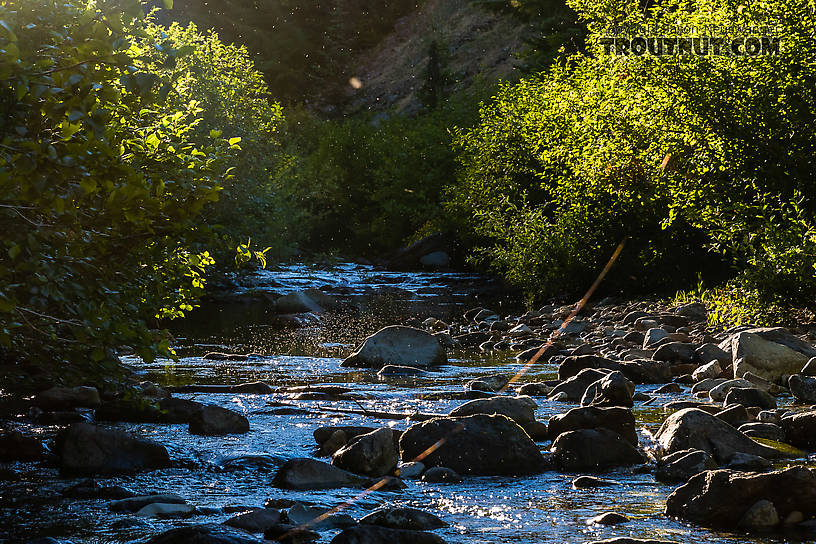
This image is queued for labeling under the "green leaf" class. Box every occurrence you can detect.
[162,0,174,9]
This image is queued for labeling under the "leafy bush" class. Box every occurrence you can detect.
[449,0,816,302]
[0,0,254,382]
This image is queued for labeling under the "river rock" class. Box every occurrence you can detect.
[588,540,675,544]
[655,409,784,464]
[360,507,447,530]
[696,343,731,365]
[146,524,264,544]
[558,355,621,380]
[275,289,336,314]
[330,526,445,544]
[421,466,463,483]
[643,328,669,348]
[550,368,609,401]
[708,378,753,402]
[727,452,772,471]
[57,423,170,473]
[400,414,545,475]
[618,360,672,384]
[547,406,638,445]
[396,461,425,479]
[288,502,356,530]
[34,386,101,409]
[665,466,816,529]
[655,449,717,483]
[110,494,186,512]
[779,410,816,449]
[715,404,752,428]
[332,428,398,477]
[550,428,644,471]
[789,374,816,404]
[723,387,776,410]
[272,458,367,490]
[136,502,196,518]
[572,475,617,488]
[377,365,428,377]
[464,374,511,392]
[587,512,629,525]
[724,328,816,383]
[802,357,816,376]
[653,342,696,363]
[0,431,47,461]
[225,509,284,532]
[448,395,536,426]
[580,371,634,408]
[189,405,249,435]
[341,326,446,368]
[263,523,320,542]
[692,361,722,382]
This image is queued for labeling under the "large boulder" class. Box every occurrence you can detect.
[558,355,621,381]
[189,405,249,435]
[547,406,638,445]
[723,387,776,410]
[780,410,816,449]
[722,328,816,383]
[655,449,717,483]
[580,371,635,408]
[224,509,284,533]
[448,396,536,426]
[145,524,263,544]
[330,526,446,544]
[654,409,784,464]
[550,428,645,472]
[34,386,101,409]
[399,414,545,475]
[359,507,447,530]
[665,467,816,529]
[274,289,336,314]
[272,458,367,490]
[789,374,816,404]
[331,428,399,477]
[653,342,696,364]
[56,423,170,473]
[550,369,609,402]
[341,326,446,368]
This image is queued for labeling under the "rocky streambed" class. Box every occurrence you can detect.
[3,264,816,544]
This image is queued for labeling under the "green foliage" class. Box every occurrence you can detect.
[449,0,816,302]
[0,0,261,381]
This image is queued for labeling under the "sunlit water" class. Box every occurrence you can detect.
[0,264,810,543]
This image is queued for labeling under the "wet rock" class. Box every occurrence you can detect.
[715,405,752,428]
[224,509,284,532]
[275,289,336,314]
[448,395,536,426]
[263,524,320,543]
[454,332,491,349]
[34,386,101,409]
[272,458,367,490]
[396,461,425,479]
[653,342,696,364]
[580,371,634,408]
[571,476,617,488]
[789,374,816,404]
[0,431,47,461]
[653,383,682,394]
[110,494,186,512]
[691,378,726,394]
[587,512,629,525]
[779,410,816,449]
[421,466,463,482]
[146,524,264,544]
[724,328,816,383]
[231,382,274,394]
[518,383,553,396]
[420,251,449,268]
[696,343,731,365]
[692,361,722,382]
[726,452,772,471]
[359,507,447,530]
[587,539,675,544]
[217,454,285,471]
[558,355,621,381]
[203,352,249,361]
[62,479,135,499]
[723,387,777,410]
[377,365,427,377]
[341,326,446,368]
[56,423,170,473]
[515,343,560,362]
[642,328,669,348]
[618,360,672,384]
[464,374,510,392]
[332,428,398,477]
[136,502,196,518]
[708,378,753,402]
[738,499,779,531]
[802,357,816,376]
[189,405,249,435]
[288,502,356,530]
[401,414,544,475]
[330,526,445,544]
[551,428,644,472]
[550,368,609,401]
[547,406,638,445]
[655,409,783,464]
[655,449,716,483]
[665,467,816,529]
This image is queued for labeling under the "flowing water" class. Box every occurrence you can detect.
[0,264,810,543]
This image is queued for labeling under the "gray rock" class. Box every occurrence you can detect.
[342,326,446,368]
[377,365,427,377]
[110,494,186,512]
[272,458,367,490]
[189,405,249,435]
[789,374,816,404]
[275,289,336,314]
[57,423,170,473]
[34,386,101,409]
[518,383,553,396]
[550,428,644,472]
[675,302,707,321]
[724,328,816,383]
[558,355,621,380]
[330,526,446,544]
[587,512,629,525]
[715,405,752,428]
[739,422,785,442]
[360,507,447,530]
[547,406,638,445]
[421,466,463,483]
[802,357,816,376]
[224,509,284,533]
[580,371,634,408]
[708,378,753,402]
[399,414,545,475]
[419,251,450,268]
[587,540,675,544]
[692,361,722,382]
[727,452,772,471]
[691,378,727,394]
[263,523,320,543]
[288,502,356,530]
[723,387,777,410]
[695,343,730,365]
[550,368,609,402]
[136,502,196,518]
[780,410,816,449]
[643,328,669,348]
[396,461,425,479]
[332,428,398,477]
[656,449,716,483]
[654,408,784,464]
[146,524,264,544]
[463,374,511,392]
[653,342,696,363]
[448,395,536,425]
[737,499,779,531]
[665,467,816,529]
[572,476,617,488]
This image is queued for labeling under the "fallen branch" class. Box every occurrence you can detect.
[270,400,444,422]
